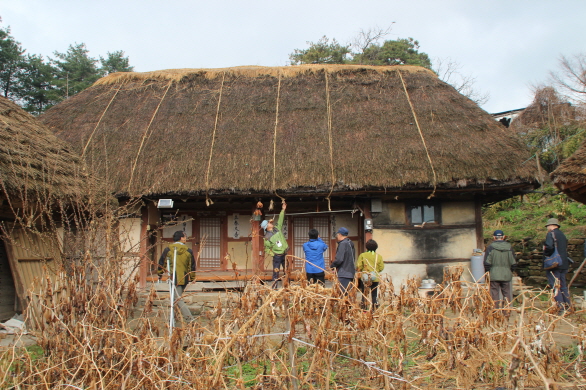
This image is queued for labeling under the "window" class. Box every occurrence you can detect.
[407,203,440,225]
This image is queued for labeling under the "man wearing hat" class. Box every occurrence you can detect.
[331,227,356,295]
[484,230,516,311]
[261,203,288,287]
[544,218,571,314]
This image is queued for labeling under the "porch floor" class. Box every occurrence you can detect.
[148,270,273,283]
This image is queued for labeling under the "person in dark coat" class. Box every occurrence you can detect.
[543,218,571,314]
[331,227,355,295]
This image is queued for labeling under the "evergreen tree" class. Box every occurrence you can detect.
[352,38,431,68]
[0,25,25,98]
[289,36,351,65]
[16,54,59,115]
[99,50,134,74]
[52,43,103,99]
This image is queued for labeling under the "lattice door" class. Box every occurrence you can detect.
[199,217,221,268]
[292,217,331,269]
[293,218,310,268]
[312,217,331,263]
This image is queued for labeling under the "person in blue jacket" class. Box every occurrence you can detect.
[303,229,328,285]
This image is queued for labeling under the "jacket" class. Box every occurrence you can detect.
[544,228,569,270]
[303,238,328,274]
[331,237,355,279]
[158,242,196,286]
[356,251,385,282]
[485,240,516,282]
[264,209,289,255]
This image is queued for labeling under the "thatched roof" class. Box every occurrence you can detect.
[511,87,576,133]
[40,64,539,199]
[0,96,84,200]
[551,139,586,203]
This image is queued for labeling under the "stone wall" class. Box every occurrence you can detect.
[498,237,586,287]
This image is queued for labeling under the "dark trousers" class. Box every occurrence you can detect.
[358,280,379,308]
[306,272,325,285]
[489,281,512,309]
[337,277,354,295]
[272,254,286,282]
[546,268,571,309]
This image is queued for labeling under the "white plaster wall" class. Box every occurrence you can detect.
[442,201,475,225]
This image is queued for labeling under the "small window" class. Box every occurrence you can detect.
[407,203,440,225]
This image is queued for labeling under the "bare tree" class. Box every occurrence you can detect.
[550,53,586,104]
[433,57,490,106]
[350,24,394,57]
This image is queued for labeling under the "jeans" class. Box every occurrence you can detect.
[337,277,354,295]
[272,254,287,285]
[546,268,571,309]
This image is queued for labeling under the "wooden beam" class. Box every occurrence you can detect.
[373,224,477,230]
[138,206,149,288]
[384,258,470,265]
[475,198,484,250]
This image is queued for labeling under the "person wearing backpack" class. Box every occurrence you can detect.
[158,230,196,323]
[543,218,571,315]
[303,228,328,285]
[356,239,384,310]
[261,202,289,288]
[484,230,516,311]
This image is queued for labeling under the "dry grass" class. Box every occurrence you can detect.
[0,95,85,199]
[41,65,538,198]
[94,64,436,85]
[2,236,586,389]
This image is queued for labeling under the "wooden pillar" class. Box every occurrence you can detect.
[474,198,484,250]
[363,202,373,243]
[139,206,149,288]
[251,220,262,274]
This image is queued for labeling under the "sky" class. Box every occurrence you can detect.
[2,0,585,113]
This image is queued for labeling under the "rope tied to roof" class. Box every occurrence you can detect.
[204,72,226,206]
[324,72,336,211]
[271,72,285,206]
[127,82,172,194]
[82,86,121,158]
[398,71,437,199]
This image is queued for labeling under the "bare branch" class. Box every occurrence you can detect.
[550,53,586,103]
[350,24,394,55]
[433,57,490,106]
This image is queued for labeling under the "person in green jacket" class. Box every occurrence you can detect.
[356,239,385,309]
[261,203,289,287]
[158,230,196,323]
[484,229,516,311]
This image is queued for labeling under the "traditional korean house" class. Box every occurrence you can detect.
[40,65,539,288]
[0,96,84,319]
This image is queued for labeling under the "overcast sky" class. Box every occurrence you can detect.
[2,0,585,113]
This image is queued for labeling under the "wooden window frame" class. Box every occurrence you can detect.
[405,201,441,226]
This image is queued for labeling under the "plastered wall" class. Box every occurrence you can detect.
[372,200,478,290]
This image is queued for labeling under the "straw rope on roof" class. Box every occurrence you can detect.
[551,139,586,203]
[40,64,539,198]
[0,96,84,199]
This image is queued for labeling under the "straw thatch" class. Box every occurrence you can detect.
[40,64,538,198]
[551,139,586,203]
[0,96,84,199]
[511,87,576,133]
